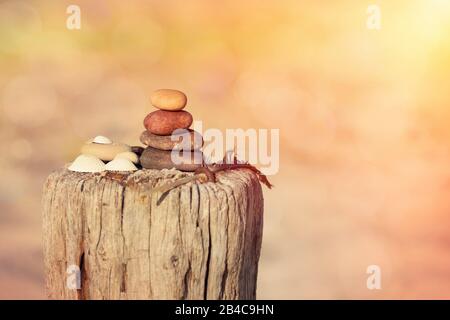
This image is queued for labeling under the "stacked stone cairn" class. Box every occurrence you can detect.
[139,89,204,172]
[67,89,203,173]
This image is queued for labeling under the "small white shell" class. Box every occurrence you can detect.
[114,151,139,164]
[92,135,112,144]
[68,154,105,173]
[105,158,138,171]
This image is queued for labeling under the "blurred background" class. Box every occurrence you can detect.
[1,0,450,299]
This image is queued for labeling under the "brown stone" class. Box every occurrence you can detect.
[131,146,144,156]
[150,89,187,111]
[140,130,203,151]
[140,146,203,172]
[143,110,193,135]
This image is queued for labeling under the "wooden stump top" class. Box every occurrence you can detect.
[42,167,264,300]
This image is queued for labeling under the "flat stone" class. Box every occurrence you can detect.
[143,110,193,135]
[140,146,203,172]
[140,129,203,151]
[150,89,187,111]
[81,142,131,161]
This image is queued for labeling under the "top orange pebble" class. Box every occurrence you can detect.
[150,89,187,111]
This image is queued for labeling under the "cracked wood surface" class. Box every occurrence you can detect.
[42,168,264,300]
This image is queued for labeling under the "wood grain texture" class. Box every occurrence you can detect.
[42,168,264,300]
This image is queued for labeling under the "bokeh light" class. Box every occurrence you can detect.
[1,0,450,299]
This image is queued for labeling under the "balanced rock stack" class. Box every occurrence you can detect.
[139,89,204,172]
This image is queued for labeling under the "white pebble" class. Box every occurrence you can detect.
[92,135,112,144]
[68,154,105,173]
[114,151,139,164]
[105,158,138,172]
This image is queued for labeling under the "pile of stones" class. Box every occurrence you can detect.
[68,89,203,173]
[69,136,139,172]
[139,89,204,172]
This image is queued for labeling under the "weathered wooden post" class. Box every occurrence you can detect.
[42,167,264,300]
